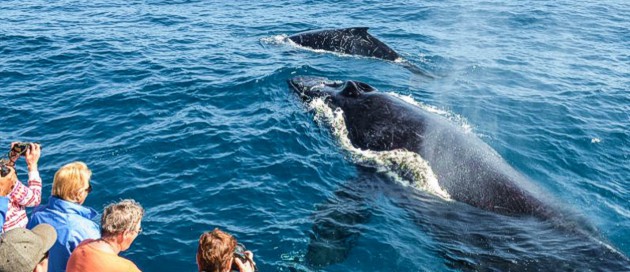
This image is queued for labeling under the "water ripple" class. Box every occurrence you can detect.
[1,0,629,271]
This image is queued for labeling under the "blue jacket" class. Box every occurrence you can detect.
[0,196,7,230]
[28,196,100,272]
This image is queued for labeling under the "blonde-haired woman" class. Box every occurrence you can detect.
[28,161,100,272]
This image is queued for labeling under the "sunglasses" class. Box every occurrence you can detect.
[39,251,49,263]
[86,183,92,193]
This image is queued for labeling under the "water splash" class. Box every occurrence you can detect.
[259,34,289,45]
[306,97,451,200]
[390,92,473,133]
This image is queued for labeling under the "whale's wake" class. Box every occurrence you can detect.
[306,97,451,200]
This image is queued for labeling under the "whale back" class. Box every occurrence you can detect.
[333,91,558,219]
[288,76,630,269]
[336,92,427,151]
[289,27,401,61]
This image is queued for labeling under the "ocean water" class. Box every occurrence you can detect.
[1,0,628,271]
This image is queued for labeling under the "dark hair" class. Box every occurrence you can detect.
[0,161,11,177]
[197,228,237,272]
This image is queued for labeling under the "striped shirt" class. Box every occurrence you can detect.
[3,170,42,231]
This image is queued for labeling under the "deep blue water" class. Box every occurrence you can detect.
[1,0,629,271]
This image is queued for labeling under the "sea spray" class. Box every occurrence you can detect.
[307,97,451,200]
[391,93,473,133]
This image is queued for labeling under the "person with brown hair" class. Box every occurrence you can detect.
[197,228,256,272]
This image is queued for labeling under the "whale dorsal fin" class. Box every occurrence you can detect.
[341,81,376,98]
[341,27,370,37]
[355,81,375,92]
[343,27,369,32]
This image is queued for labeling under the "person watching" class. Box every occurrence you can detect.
[0,223,57,272]
[27,161,100,272]
[0,162,13,229]
[197,228,257,272]
[2,142,42,232]
[66,199,144,272]
[0,143,27,229]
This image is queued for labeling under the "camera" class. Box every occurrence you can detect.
[11,142,36,156]
[231,243,257,272]
[0,142,38,178]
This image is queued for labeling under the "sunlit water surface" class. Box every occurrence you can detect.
[1,0,628,271]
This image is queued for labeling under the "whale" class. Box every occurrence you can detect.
[287,76,630,270]
[289,27,401,61]
[288,28,435,78]
[288,75,555,218]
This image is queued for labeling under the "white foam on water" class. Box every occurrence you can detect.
[259,34,289,45]
[306,97,451,200]
[389,92,473,133]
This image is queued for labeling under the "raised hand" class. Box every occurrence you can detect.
[234,251,257,272]
[25,143,41,172]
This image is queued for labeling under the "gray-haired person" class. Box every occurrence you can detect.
[66,199,144,272]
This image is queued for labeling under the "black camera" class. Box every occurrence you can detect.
[11,142,33,156]
[231,243,257,272]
